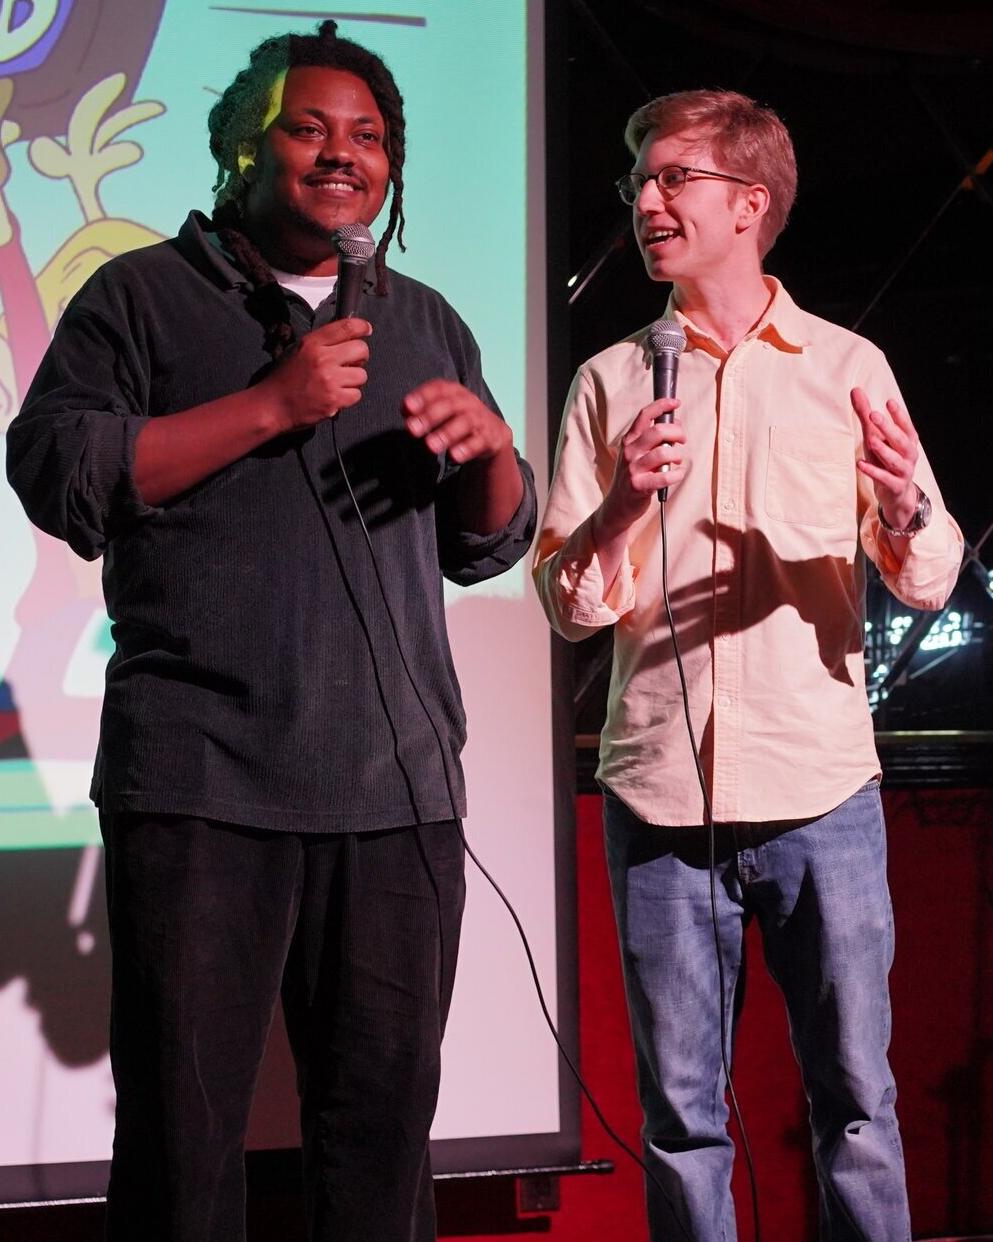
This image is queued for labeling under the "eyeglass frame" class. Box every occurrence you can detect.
[615,164,754,206]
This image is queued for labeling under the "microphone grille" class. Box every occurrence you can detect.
[331,224,376,261]
[648,318,686,357]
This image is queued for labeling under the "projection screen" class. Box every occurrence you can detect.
[0,0,575,1198]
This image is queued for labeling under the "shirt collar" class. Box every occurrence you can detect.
[659,275,808,359]
[177,210,377,296]
[177,210,249,290]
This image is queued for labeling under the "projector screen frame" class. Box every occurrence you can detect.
[0,0,582,1202]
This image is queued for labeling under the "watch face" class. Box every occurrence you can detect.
[916,492,933,530]
[879,488,932,535]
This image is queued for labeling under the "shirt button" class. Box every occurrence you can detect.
[718,695,732,708]
[723,499,735,511]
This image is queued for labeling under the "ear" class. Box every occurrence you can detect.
[736,182,770,237]
[237,147,256,181]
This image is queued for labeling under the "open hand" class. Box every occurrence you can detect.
[403,380,511,462]
[852,387,919,529]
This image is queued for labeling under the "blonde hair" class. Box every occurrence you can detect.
[625,89,797,257]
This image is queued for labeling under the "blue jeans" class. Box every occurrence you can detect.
[603,781,911,1242]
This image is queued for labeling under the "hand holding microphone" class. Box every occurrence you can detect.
[599,318,689,538]
[260,225,377,433]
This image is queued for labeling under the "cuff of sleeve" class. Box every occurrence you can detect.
[452,466,535,554]
[861,506,964,609]
[98,417,161,543]
[556,518,636,626]
[111,415,162,525]
[441,457,537,585]
[61,413,160,559]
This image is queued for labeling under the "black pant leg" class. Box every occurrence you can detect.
[101,812,303,1242]
[281,820,466,1242]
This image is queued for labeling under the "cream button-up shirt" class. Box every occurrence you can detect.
[534,279,963,826]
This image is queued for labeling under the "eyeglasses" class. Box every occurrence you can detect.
[615,164,753,206]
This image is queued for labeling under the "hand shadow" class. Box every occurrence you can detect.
[306,425,444,531]
[640,519,863,687]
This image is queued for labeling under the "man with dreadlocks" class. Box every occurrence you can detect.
[6,20,535,1242]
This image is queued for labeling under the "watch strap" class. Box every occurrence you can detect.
[877,484,931,538]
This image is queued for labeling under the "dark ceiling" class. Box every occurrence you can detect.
[557,0,993,734]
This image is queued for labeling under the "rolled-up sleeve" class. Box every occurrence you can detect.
[858,458,963,611]
[6,302,159,561]
[533,367,636,641]
[433,320,538,585]
[852,352,963,611]
[437,450,537,585]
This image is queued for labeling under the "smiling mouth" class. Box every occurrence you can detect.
[307,178,361,193]
[645,228,680,247]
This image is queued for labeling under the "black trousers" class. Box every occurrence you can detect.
[100,812,466,1242]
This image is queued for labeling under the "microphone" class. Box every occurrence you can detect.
[331,224,376,321]
[648,318,686,502]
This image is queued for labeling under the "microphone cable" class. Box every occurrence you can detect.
[657,493,763,1242]
[297,416,696,1242]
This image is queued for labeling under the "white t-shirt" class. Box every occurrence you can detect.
[271,268,336,311]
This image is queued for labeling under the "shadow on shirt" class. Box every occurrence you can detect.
[638,520,863,687]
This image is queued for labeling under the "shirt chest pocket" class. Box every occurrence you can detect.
[764,426,854,529]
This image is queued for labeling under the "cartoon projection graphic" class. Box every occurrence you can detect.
[0,0,166,1072]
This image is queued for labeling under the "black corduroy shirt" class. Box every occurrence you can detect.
[7,212,536,832]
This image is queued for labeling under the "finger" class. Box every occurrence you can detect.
[624,407,657,444]
[410,397,495,443]
[331,365,368,388]
[868,403,910,447]
[885,398,916,438]
[865,416,917,476]
[403,379,465,416]
[332,385,366,411]
[323,373,368,414]
[312,318,373,344]
[448,430,490,463]
[861,439,905,479]
[853,391,916,461]
[639,419,687,448]
[318,340,370,367]
[875,407,918,471]
[648,397,680,424]
[639,461,686,490]
[850,387,873,424]
[405,397,468,437]
[637,444,682,474]
[423,411,476,453]
[627,401,678,445]
[856,459,909,497]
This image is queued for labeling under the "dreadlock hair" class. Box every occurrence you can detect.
[212,197,296,359]
[207,18,406,336]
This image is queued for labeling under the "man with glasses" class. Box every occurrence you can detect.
[534,89,961,1240]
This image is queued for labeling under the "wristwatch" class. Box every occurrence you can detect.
[877,485,932,538]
